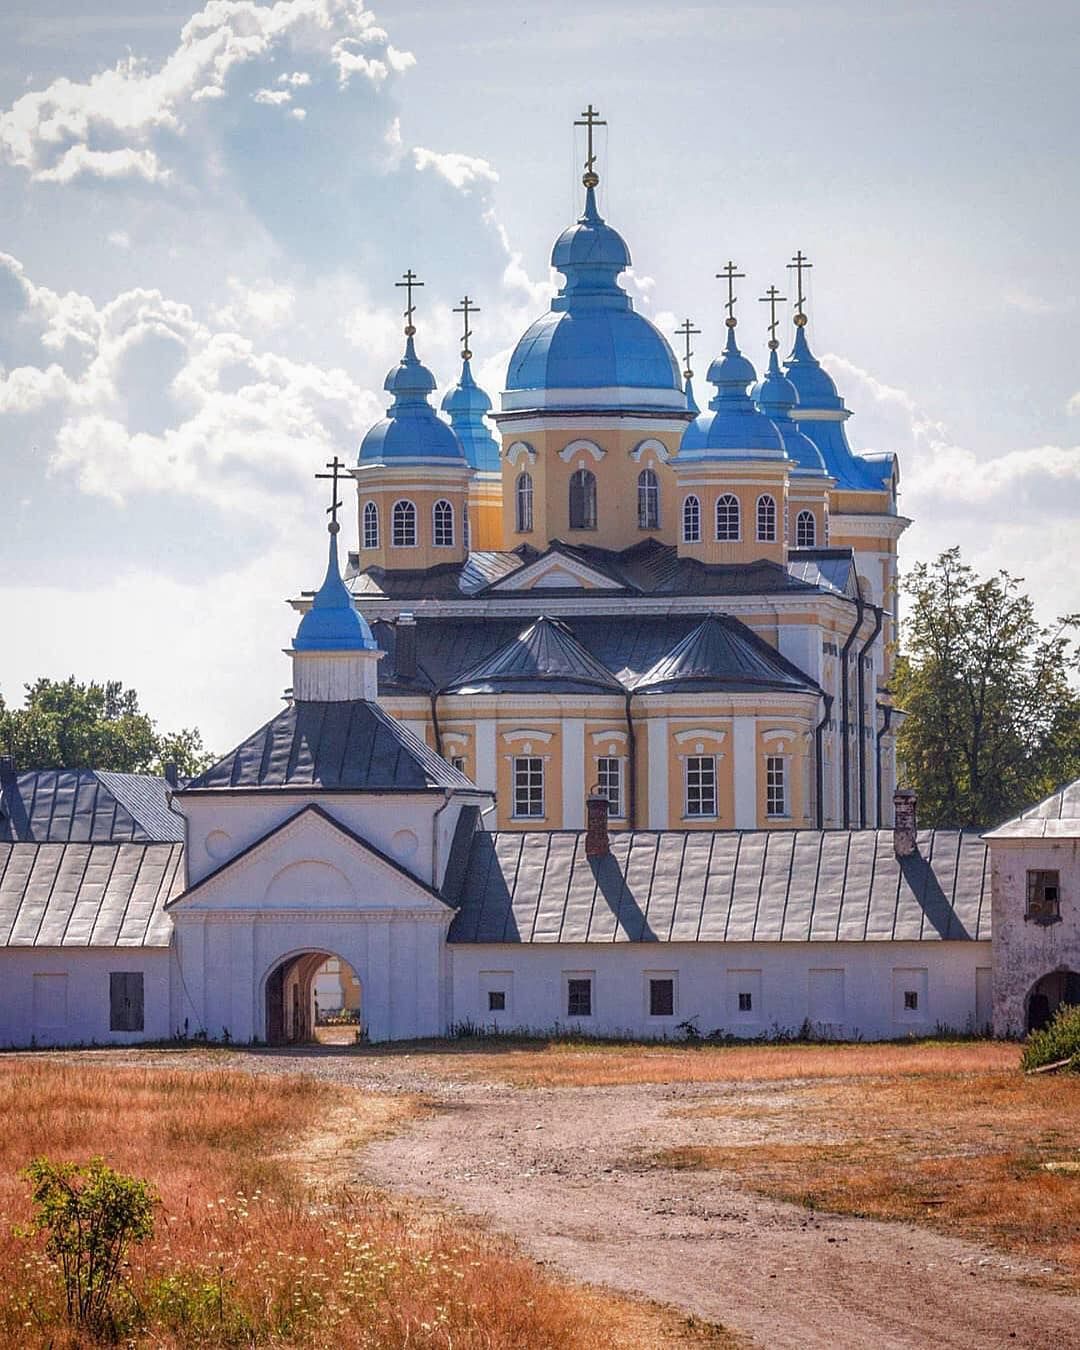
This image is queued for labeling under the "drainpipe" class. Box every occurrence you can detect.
[624,689,638,830]
[431,788,454,891]
[814,693,834,830]
[429,687,444,759]
[839,593,865,829]
[875,703,894,828]
[857,605,884,828]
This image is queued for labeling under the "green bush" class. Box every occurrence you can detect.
[1021,1002,1080,1072]
[19,1156,157,1337]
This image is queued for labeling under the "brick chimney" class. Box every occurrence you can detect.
[163,762,178,789]
[893,788,917,857]
[585,789,610,858]
[395,611,417,680]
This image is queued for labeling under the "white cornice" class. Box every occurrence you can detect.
[493,414,689,435]
[500,385,688,413]
[830,513,911,541]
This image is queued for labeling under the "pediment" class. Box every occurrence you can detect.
[488,550,623,593]
[169,805,448,915]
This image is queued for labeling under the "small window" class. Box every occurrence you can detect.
[649,978,674,1017]
[766,756,786,817]
[392,499,417,547]
[488,990,506,1012]
[110,972,144,1032]
[685,756,717,818]
[682,494,701,543]
[463,504,470,551]
[904,990,919,1012]
[516,471,534,532]
[637,468,660,530]
[568,467,597,530]
[1026,870,1061,922]
[362,500,379,550]
[567,978,592,1017]
[432,499,454,548]
[756,494,777,542]
[513,756,544,818]
[795,509,816,547]
[451,755,467,775]
[716,493,740,541]
[738,991,753,1013]
[596,756,623,818]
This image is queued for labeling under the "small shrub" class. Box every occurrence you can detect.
[1021,1002,1080,1072]
[19,1156,157,1337]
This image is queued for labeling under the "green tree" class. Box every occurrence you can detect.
[0,677,214,776]
[892,548,1080,829]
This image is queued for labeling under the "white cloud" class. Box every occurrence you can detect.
[277,71,312,88]
[36,145,168,185]
[254,89,292,107]
[413,146,499,192]
[290,107,307,122]
[211,277,295,331]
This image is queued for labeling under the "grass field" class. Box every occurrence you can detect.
[0,1059,731,1348]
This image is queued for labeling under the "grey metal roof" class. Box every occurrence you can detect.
[984,777,1080,839]
[634,614,820,695]
[0,841,183,947]
[446,617,627,696]
[0,771,183,843]
[787,549,856,597]
[183,699,474,793]
[449,828,991,944]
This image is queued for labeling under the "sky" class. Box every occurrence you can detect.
[0,0,1077,753]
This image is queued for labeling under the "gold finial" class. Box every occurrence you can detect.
[759,285,787,350]
[314,455,346,536]
[453,294,479,361]
[716,260,745,327]
[787,250,812,326]
[574,103,606,188]
[675,318,701,381]
[396,268,424,336]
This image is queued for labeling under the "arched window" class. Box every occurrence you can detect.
[362,500,379,550]
[682,494,701,543]
[432,499,454,548]
[516,471,533,533]
[716,493,740,541]
[637,468,660,530]
[392,499,417,547]
[795,509,816,548]
[568,467,597,530]
[756,494,777,542]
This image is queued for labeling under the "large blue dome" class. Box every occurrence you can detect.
[359,335,466,465]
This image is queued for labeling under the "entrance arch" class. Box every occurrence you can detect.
[264,950,362,1045]
[1026,969,1080,1033]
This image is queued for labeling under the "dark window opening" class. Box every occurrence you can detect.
[488,990,506,1012]
[904,990,919,1011]
[567,978,592,1017]
[1026,869,1061,922]
[110,971,144,1032]
[650,978,674,1017]
[738,991,753,1013]
[568,467,597,530]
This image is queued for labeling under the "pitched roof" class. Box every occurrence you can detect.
[0,841,183,947]
[449,828,991,944]
[984,778,1080,839]
[634,614,820,695]
[445,617,626,695]
[182,699,473,793]
[0,770,183,843]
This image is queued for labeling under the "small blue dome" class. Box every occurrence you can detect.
[441,358,500,472]
[359,335,466,465]
[551,189,632,274]
[783,324,842,410]
[753,348,827,476]
[680,327,786,460]
[294,532,378,652]
[684,375,700,416]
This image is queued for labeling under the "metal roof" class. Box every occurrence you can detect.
[984,777,1080,839]
[0,841,182,947]
[0,771,183,843]
[183,699,474,793]
[449,828,991,944]
[634,614,819,696]
[445,616,626,696]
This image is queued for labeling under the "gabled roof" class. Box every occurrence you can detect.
[445,617,626,695]
[0,770,183,843]
[450,828,990,944]
[634,614,820,695]
[984,778,1080,840]
[182,700,474,793]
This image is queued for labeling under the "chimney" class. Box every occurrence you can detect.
[893,788,917,857]
[163,761,179,789]
[395,611,417,680]
[585,789,610,858]
[0,754,14,778]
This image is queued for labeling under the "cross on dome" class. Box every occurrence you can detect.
[314,455,346,536]
[574,102,606,188]
[759,285,788,350]
[396,268,424,336]
[453,294,479,360]
[675,318,701,381]
[787,250,812,326]
[716,261,745,328]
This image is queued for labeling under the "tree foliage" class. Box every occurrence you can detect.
[892,548,1080,829]
[0,677,215,776]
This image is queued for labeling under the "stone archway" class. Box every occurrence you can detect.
[1026,969,1080,1033]
[264,950,362,1045]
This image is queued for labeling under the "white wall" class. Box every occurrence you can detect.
[449,940,992,1042]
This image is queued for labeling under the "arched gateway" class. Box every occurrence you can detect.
[264,951,362,1045]
[1026,970,1080,1033]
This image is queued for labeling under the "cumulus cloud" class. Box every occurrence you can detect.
[413,146,499,192]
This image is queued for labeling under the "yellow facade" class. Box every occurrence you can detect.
[354,466,471,572]
[467,472,503,551]
[672,461,791,567]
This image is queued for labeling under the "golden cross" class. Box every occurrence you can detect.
[787,249,812,321]
[574,103,606,185]
[715,261,745,326]
[395,269,424,335]
[759,285,788,349]
[314,455,347,535]
[453,294,479,361]
[675,318,701,379]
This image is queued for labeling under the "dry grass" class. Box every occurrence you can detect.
[649,1067,1080,1287]
[0,1060,735,1348]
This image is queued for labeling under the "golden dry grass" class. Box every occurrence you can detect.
[650,1067,1080,1287]
[0,1058,736,1349]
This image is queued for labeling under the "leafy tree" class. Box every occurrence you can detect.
[892,548,1080,829]
[0,677,215,776]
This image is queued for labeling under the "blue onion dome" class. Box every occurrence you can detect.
[503,185,684,410]
[441,358,500,472]
[783,322,843,411]
[684,375,700,416]
[294,529,378,652]
[359,335,466,465]
[753,348,827,475]
[679,326,786,461]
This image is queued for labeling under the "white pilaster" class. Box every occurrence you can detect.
[647,717,669,828]
[733,717,758,829]
[563,718,586,828]
[474,718,497,792]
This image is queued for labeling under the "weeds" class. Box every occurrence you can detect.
[1022,1002,1080,1072]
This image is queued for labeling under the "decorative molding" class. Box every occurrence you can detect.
[630,437,671,464]
[762,728,797,743]
[500,728,554,745]
[558,438,605,463]
[489,551,623,593]
[829,513,911,541]
[505,440,536,466]
[590,728,628,745]
[674,728,727,745]
[441,731,470,748]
